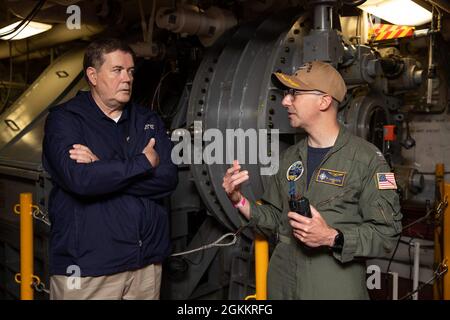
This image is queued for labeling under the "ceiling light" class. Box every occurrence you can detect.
[358,0,432,26]
[0,21,52,40]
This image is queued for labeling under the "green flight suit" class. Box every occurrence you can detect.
[248,126,402,299]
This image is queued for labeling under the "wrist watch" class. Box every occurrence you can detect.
[331,229,344,252]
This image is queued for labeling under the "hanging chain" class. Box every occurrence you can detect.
[31,205,51,226]
[400,259,448,300]
[31,276,50,295]
[434,195,448,220]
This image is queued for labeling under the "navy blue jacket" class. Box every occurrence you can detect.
[43,91,178,276]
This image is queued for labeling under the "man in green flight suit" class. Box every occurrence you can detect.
[222,61,402,299]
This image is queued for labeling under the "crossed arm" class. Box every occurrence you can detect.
[43,110,178,198]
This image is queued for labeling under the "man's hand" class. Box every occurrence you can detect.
[288,205,338,248]
[69,144,100,163]
[142,138,160,168]
[222,160,249,204]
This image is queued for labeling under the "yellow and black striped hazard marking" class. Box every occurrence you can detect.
[369,24,415,41]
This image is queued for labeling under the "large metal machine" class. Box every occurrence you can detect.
[0,0,449,299]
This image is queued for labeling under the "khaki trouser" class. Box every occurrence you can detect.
[50,263,162,300]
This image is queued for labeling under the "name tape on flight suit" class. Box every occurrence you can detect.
[286,161,304,181]
[316,168,346,187]
[376,172,397,190]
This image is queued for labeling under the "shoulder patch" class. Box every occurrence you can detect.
[376,172,397,190]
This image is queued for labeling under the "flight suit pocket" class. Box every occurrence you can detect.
[376,192,402,233]
[316,187,359,213]
[316,190,346,209]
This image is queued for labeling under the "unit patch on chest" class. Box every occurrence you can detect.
[316,168,346,187]
[286,160,304,181]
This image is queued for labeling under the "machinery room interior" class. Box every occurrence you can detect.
[0,0,449,300]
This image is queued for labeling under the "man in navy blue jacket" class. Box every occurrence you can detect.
[43,38,178,299]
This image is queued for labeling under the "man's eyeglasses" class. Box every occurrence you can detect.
[283,89,326,100]
[283,89,327,101]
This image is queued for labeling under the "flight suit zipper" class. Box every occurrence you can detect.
[304,146,338,192]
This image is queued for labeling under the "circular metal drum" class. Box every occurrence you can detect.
[187,10,310,231]
[186,10,397,231]
[340,93,397,151]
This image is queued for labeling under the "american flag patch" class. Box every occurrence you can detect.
[376,173,397,190]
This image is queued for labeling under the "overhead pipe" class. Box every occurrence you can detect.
[10,49,52,62]
[131,0,163,59]
[6,0,99,24]
[0,81,28,89]
[156,4,237,47]
[0,23,105,60]
[1,0,174,60]
[427,0,450,14]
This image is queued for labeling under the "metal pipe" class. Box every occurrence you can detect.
[11,49,51,62]
[434,164,444,299]
[156,5,237,47]
[0,23,104,60]
[427,0,450,14]
[0,81,28,89]
[413,241,421,300]
[314,4,333,30]
[426,6,436,104]
[254,234,268,300]
[244,233,269,300]
[19,193,33,300]
[7,0,99,25]
[389,272,399,300]
[444,183,450,300]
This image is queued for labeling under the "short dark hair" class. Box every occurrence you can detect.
[83,38,135,74]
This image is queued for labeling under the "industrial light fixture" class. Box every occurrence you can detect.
[0,21,52,40]
[358,0,432,26]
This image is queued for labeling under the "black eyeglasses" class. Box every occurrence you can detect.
[283,89,339,103]
[283,89,326,101]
